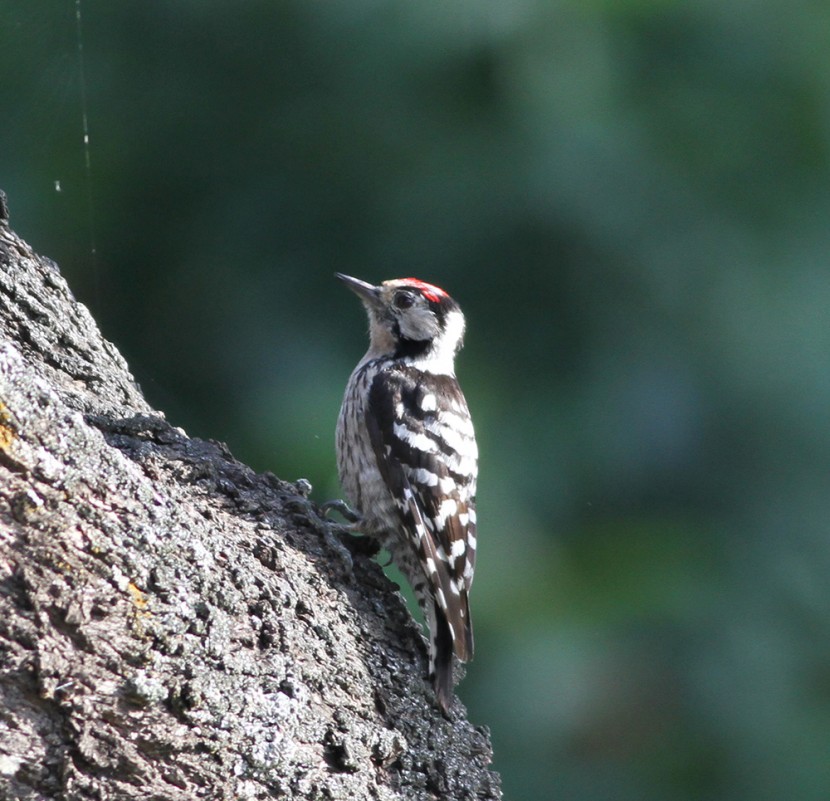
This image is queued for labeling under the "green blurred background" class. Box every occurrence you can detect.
[4,2,830,798]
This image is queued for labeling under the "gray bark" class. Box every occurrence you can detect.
[0,191,501,801]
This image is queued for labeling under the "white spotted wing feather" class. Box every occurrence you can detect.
[366,365,477,661]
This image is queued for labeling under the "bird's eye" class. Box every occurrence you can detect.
[394,292,416,310]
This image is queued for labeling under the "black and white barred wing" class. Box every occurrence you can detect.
[366,367,477,661]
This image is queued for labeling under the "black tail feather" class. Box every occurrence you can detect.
[462,592,474,662]
[432,604,454,714]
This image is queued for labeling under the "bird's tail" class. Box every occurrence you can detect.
[430,604,455,715]
[428,592,475,714]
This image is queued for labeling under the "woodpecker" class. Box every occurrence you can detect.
[333,273,478,714]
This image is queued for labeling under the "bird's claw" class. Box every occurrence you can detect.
[320,499,362,524]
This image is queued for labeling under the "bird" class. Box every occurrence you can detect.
[332,273,478,714]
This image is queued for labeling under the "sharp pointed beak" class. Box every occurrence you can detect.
[335,273,380,305]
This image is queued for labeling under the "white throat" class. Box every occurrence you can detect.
[405,308,465,376]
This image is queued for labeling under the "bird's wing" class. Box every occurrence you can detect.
[366,365,477,659]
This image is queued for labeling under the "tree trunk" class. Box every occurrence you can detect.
[0,191,501,801]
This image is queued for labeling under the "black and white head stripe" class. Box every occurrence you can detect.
[385,282,465,372]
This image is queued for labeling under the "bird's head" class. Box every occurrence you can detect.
[336,274,465,373]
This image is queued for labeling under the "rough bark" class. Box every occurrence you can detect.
[0,191,501,801]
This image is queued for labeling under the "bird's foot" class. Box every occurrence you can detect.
[319,499,381,556]
[320,499,362,524]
